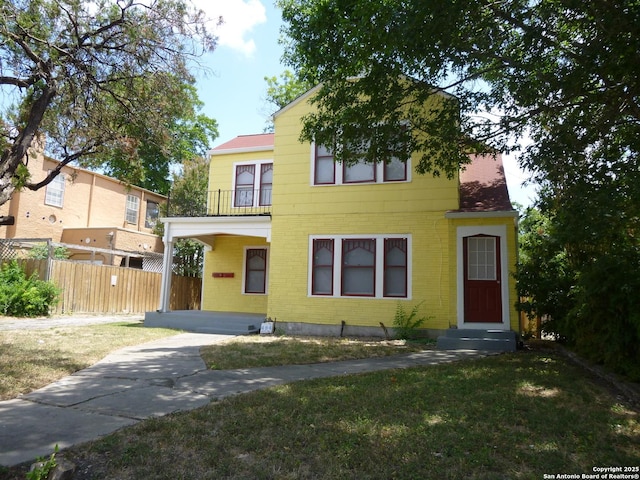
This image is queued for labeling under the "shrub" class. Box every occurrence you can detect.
[392,301,430,340]
[0,261,60,317]
[27,243,69,260]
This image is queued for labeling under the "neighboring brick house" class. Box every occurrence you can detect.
[0,147,165,267]
[153,85,519,347]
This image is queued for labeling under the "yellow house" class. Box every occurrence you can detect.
[151,87,519,349]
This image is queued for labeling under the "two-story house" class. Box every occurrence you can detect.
[148,86,519,348]
[0,148,165,268]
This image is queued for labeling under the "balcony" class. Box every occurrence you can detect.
[167,189,272,217]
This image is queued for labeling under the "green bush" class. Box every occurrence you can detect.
[0,261,60,317]
[392,301,430,340]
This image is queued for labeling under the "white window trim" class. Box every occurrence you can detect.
[125,194,140,225]
[242,246,270,295]
[44,173,65,207]
[308,234,412,299]
[231,159,274,208]
[309,143,412,186]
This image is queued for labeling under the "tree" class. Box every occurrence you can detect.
[262,70,312,131]
[0,0,217,205]
[279,0,640,378]
[100,84,218,195]
[155,155,210,277]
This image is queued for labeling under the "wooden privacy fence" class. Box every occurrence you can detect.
[17,259,201,315]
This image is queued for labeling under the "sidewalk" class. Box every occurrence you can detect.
[0,332,488,467]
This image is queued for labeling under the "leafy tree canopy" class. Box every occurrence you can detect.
[0,0,217,204]
[262,69,312,132]
[278,0,640,180]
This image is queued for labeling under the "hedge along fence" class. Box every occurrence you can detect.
[17,259,201,315]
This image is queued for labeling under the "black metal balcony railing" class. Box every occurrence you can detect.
[167,189,272,217]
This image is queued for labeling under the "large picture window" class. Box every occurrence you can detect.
[245,248,268,294]
[309,235,410,298]
[44,173,65,207]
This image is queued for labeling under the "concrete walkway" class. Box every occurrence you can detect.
[0,332,488,467]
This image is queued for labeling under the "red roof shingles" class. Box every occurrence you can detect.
[457,154,514,212]
[211,133,274,152]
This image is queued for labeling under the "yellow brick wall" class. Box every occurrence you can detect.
[202,234,269,314]
[266,212,453,329]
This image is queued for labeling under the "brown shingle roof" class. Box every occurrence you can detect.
[457,154,514,212]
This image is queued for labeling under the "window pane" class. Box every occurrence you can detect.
[313,267,333,295]
[384,268,407,297]
[343,268,375,295]
[245,248,267,293]
[315,148,335,184]
[235,188,254,207]
[145,201,159,228]
[260,163,273,206]
[343,160,375,183]
[246,271,265,293]
[312,239,334,295]
[467,237,496,280]
[125,195,139,224]
[384,238,407,297]
[384,157,407,181]
[235,165,255,207]
[342,239,375,296]
[45,174,65,207]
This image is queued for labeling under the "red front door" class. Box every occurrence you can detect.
[463,235,502,323]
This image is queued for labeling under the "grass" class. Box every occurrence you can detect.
[0,321,179,400]
[2,340,637,480]
[0,332,638,479]
[201,334,430,369]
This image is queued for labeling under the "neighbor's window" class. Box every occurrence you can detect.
[245,248,268,294]
[44,173,65,207]
[125,194,140,224]
[145,200,159,229]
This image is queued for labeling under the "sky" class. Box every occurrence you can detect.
[191,1,538,207]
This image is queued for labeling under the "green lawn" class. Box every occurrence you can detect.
[0,330,637,479]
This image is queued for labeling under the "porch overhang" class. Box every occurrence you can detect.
[161,215,272,245]
[156,215,271,313]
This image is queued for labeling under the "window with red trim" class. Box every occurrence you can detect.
[312,239,334,295]
[314,145,335,184]
[259,163,273,206]
[234,165,255,207]
[341,239,376,296]
[245,248,267,293]
[384,238,407,297]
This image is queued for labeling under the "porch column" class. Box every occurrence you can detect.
[158,221,173,312]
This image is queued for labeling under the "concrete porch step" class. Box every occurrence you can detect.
[436,329,518,352]
[145,310,263,335]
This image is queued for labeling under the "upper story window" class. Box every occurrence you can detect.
[125,194,140,224]
[44,173,65,207]
[312,144,408,186]
[145,200,159,229]
[233,161,273,207]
